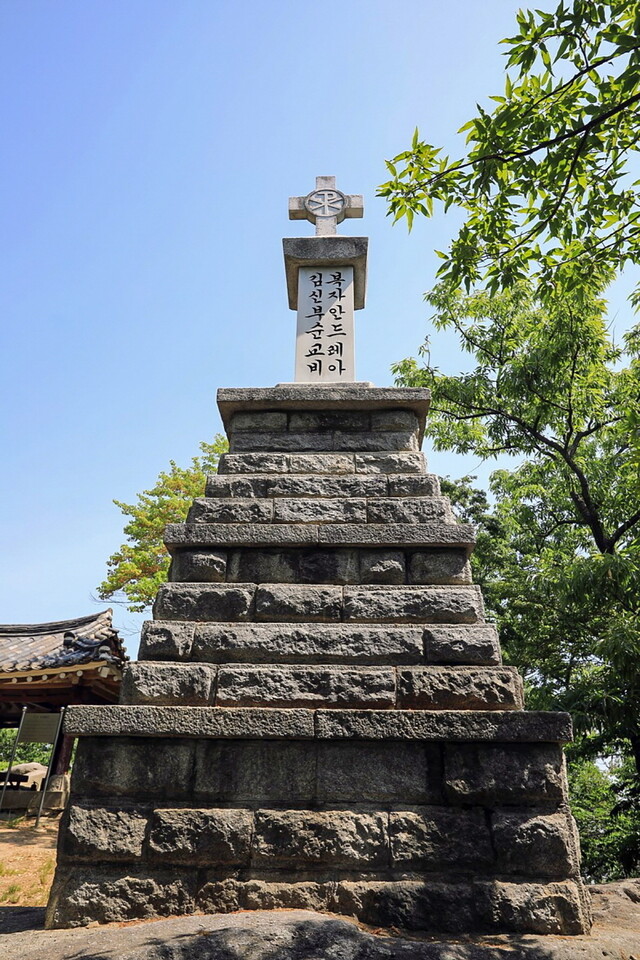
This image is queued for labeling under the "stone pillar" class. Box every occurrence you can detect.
[283,237,367,383]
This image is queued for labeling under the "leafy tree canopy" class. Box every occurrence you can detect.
[567,757,640,881]
[397,283,640,774]
[378,1,640,302]
[98,437,227,612]
[0,730,51,768]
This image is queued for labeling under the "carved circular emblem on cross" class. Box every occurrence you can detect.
[289,177,364,236]
[304,188,347,221]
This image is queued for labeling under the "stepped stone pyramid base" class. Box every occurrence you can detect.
[47,385,591,935]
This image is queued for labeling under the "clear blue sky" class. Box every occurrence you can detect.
[0,1,635,652]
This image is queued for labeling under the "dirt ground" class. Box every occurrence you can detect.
[0,816,58,908]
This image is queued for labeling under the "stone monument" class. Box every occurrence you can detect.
[46,177,592,937]
[286,176,366,382]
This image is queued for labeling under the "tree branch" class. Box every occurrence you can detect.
[609,508,640,549]
[520,46,640,118]
[404,92,640,192]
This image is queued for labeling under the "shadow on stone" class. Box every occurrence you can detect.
[52,915,568,960]
[0,907,45,935]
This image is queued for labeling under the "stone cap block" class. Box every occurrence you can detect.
[63,705,573,743]
[217,385,430,439]
[283,236,368,309]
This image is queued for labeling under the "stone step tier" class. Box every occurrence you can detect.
[140,622,503,665]
[47,385,591,936]
[121,663,524,711]
[50,707,588,933]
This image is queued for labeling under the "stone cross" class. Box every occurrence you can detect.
[289,176,364,237]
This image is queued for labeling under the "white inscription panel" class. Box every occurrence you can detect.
[295,266,355,382]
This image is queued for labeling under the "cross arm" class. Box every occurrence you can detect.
[288,193,364,220]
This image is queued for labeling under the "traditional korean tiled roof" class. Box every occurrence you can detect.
[0,609,126,674]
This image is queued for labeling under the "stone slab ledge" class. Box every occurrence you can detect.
[217,385,430,430]
[62,705,573,742]
[164,522,476,553]
[186,496,454,525]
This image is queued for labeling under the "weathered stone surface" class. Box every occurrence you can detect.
[229,430,421,455]
[333,430,419,452]
[170,550,227,583]
[334,879,480,932]
[192,623,424,665]
[217,450,431,476]
[288,411,370,433]
[219,453,290,474]
[216,665,396,708]
[148,583,490,625]
[227,548,299,583]
[253,810,388,868]
[206,472,444,500]
[148,808,252,866]
[359,550,405,584]
[65,705,571,744]
[164,521,476,550]
[229,432,333,453]
[49,873,587,936]
[273,498,367,523]
[315,710,572,743]
[424,625,502,665]
[25,889,640,960]
[396,666,523,710]
[65,706,315,740]
[388,474,440,496]
[343,585,483,623]
[444,743,567,805]
[316,523,476,549]
[72,737,196,800]
[121,662,217,706]
[193,740,316,803]
[218,547,477,587]
[486,880,589,935]
[371,409,419,432]
[492,810,580,878]
[46,866,198,927]
[216,384,430,424]
[299,549,359,584]
[153,583,255,622]
[267,474,388,498]
[165,523,318,548]
[61,804,148,861]
[205,475,270,498]
[409,550,472,585]
[229,411,288,433]
[389,807,493,870]
[138,620,195,661]
[196,878,331,916]
[187,498,273,523]
[316,742,439,802]
[254,584,342,621]
[354,453,425,474]
[334,879,589,934]
[287,453,355,474]
[367,498,452,523]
